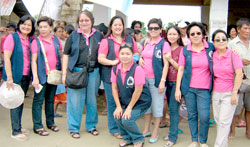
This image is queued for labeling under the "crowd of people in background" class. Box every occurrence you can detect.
[0,9,250,147]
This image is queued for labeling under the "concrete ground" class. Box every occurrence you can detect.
[0,89,249,147]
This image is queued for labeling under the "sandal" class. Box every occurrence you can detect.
[159,122,170,128]
[119,140,132,147]
[88,129,99,136]
[112,133,123,139]
[11,133,28,141]
[70,132,80,139]
[48,125,59,132]
[34,128,49,136]
[164,141,175,147]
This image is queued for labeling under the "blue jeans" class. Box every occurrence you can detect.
[166,81,180,144]
[67,67,100,133]
[11,76,30,135]
[103,82,119,134]
[32,82,57,130]
[115,109,146,144]
[184,88,211,143]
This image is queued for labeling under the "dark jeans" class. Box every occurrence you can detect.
[32,83,57,130]
[184,88,211,143]
[166,81,180,144]
[11,76,31,135]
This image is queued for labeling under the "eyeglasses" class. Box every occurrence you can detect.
[214,38,227,42]
[190,32,202,37]
[148,27,160,31]
[120,43,133,48]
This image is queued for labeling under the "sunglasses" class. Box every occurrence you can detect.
[120,43,133,48]
[214,38,227,42]
[148,27,160,31]
[190,32,202,37]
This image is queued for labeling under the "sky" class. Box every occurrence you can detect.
[22,0,201,26]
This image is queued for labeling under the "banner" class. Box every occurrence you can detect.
[0,0,16,16]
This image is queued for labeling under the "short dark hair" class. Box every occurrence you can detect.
[147,18,162,29]
[166,25,184,46]
[186,22,206,38]
[37,16,54,27]
[236,18,250,28]
[64,24,75,35]
[227,24,237,36]
[120,43,133,53]
[212,29,229,42]
[134,30,141,35]
[131,20,142,29]
[77,10,95,27]
[105,16,125,38]
[54,25,64,33]
[17,15,35,36]
[125,28,135,36]
[6,23,17,30]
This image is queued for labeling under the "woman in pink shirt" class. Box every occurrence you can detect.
[139,18,171,143]
[2,15,35,141]
[31,16,62,136]
[211,30,243,147]
[175,22,214,147]
[112,43,151,147]
[98,16,138,138]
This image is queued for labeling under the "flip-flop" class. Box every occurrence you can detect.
[143,132,152,137]
[88,129,99,136]
[209,120,216,126]
[178,128,184,134]
[70,132,80,139]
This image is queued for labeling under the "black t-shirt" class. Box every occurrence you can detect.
[64,34,89,68]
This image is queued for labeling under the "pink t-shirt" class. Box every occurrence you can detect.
[4,32,30,75]
[1,35,7,53]
[168,46,183,81]
[178,40,211,89]
[31,34,62,75]
[141,37,171,79]
[98,34,138,59]
[213,49,243,92]
[77,28,96,46]
[111,62,145,86]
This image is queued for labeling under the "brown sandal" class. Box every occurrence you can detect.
[88,129,99,136]
[70,132,80,139]
[34,128,49,136]
[48,125,59,132]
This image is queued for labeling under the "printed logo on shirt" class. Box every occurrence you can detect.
[127,76,134,88]
[155,49,162,59]
[208,50,213,59]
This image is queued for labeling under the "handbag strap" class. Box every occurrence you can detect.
[38,38,51,73]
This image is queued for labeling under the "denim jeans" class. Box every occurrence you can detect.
[103,82,119,134]
[11,76,30,135]
[32,82,57,130]
[115,109,146,144]
[184,88,211,143]
[166,81,180,144]
[67,67,100,133]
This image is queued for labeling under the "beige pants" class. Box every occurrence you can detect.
[212,91,237,147]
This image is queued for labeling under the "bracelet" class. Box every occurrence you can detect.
[127,106,132,110]
[7,78,13,81]
[161,78,166,82]
[233,88,238,91]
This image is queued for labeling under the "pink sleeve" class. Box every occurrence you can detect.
[98,39,109,55]
[110,67,117,83]
[232,53,243,69]
[3,34,14,52]
[132,38,139,53]
[162,41,171,54]
[134,66,146,86]
[31,39,39,54]
[178,48,185,66]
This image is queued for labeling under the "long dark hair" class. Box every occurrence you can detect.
[17,15,35,37]
[166,25,184,46]
[105,16,125,39]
